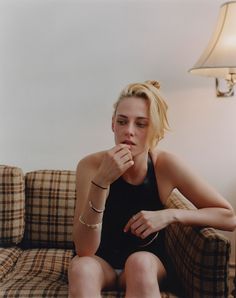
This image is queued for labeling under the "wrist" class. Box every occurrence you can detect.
[91,180,108,190]
[168,209,179,225]
[92,175,110,189]
[170,209,191,225]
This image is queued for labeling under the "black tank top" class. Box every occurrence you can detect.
[96,155,165,269]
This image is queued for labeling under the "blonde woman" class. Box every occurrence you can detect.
[68,80,236,298]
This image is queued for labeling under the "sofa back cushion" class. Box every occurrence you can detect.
[0,165,25,245]
[23,170,76,248]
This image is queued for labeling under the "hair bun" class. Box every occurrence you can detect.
[145,80,161,90]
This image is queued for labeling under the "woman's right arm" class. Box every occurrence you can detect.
[72,156,109,256]
[73,145,133,256]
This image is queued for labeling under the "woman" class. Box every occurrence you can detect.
[68,80,236,298]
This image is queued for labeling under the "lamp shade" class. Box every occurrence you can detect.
[189,1,236,79]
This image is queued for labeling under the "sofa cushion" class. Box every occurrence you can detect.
[23,170,76,248]
[0,248,177,298]
[164,190,230,298]
[0,248,72,297]
[0,247,22,281]
[0,165,25,245]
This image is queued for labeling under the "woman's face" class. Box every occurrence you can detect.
[112,96,150,157]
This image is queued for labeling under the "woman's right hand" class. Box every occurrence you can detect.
[93,144,134,187]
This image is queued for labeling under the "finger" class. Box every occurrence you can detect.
[113,153,133,172]
[111,148,131,167]
[122,153,133,164]
[124,214,138,232]
[123,150,132,161]
[108,145,132,167]
[140,228,155,239]
[123,158,134,170]
[116,147,131,159]
[123,154,131,163]
[112,144,130,154]
[107,144,129,159]
[133,223,148,237]
[130,218,143,233]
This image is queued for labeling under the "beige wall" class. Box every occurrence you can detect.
[0,0,235,261]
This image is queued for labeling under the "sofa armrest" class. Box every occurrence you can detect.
[164,190,231,298]
[0,165,25,246]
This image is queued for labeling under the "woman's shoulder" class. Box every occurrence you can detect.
[76,150,106,173]
[151,148,179,167]
[150,148,186,178]
[151,148,193,182]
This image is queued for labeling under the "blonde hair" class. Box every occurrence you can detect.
[113,80,170,149]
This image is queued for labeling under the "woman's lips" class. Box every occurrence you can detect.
[122,140,135,146]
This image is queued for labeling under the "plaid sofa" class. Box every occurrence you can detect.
[0,165,231,298]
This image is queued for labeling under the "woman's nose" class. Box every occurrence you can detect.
[125,123,135,136]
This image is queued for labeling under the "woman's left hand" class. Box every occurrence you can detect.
[124,209,173,239]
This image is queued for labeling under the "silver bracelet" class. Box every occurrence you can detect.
[89,200,105,213]
[138,232,159,247]
[79,215,102,230]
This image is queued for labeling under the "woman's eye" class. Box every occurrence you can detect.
[136,123,148,128]
[117,119,127,125]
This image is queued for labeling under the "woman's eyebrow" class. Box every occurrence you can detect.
[117,114,128,118]
[117,114,149,120]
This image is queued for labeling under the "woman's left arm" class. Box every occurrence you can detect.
[160,152,236,231]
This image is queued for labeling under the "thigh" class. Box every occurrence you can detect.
[117,251,167,289]
[68,254,118,290]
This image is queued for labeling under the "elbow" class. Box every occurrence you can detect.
[72,224,99,256]
[72,232,98,257]
[226,209,236,231]
[229,214,236,231]
[74,246,97,257]
[214,208,236,231]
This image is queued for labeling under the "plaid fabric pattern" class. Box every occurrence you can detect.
[23,170,76,249]
[164,190,231,298]
[0,165,25,245]
[0,166,231,298]
[0,248,176,298]
[0,247,22,281]
[0,248,73,297]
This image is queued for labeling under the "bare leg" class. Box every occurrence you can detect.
[68,255,117,298]
[118,251,167,298]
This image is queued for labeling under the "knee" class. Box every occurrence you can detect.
[125,252,156,275]
[68,256,100,281]
[124,252,159,288]
[68,256,103,297]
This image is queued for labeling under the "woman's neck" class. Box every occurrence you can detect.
[122,151,149,185]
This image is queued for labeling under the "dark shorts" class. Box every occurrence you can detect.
[95,230,170,271]
[72,230,181,294]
